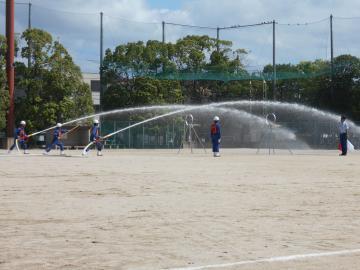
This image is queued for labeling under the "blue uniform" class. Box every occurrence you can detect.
[9,126,28,151]
[87,125,103,152]
[210,122,221,153]
[339,120,349,155]
[46,127,67,152]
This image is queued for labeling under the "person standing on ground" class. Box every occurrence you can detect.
[210,116,221,157]
[84,119,103,156]
[44,123,67,155]
[339,115,349,156]
[8,120,29,154]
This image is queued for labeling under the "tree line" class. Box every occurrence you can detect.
[102,35,360,120]
[0,29,94,134]
[1,29,360,134]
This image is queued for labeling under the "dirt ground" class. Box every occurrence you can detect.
[0,148,359,270]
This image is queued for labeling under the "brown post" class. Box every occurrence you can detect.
[6,0,15,137]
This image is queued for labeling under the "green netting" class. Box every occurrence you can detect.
[124,64,351,82]
[147,69,331,81]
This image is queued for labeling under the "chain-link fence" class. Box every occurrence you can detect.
[99,119,360,150]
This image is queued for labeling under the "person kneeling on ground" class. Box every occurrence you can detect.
[338,115,349,156]
[84,119,103,156]
[8,120,29,154]
[210,116,221,157]
[44,123,67,155]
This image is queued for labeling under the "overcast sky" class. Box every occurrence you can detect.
[1,0,359,73]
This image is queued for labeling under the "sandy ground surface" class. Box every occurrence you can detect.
[0,148,359,270]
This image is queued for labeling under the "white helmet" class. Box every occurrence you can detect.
[20,120,26,125]
[213,116,220,121]
[56,123,62,128]
[94,119,99,124]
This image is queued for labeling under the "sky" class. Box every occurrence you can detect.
[1,0,360,73]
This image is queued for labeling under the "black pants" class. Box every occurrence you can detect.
[340,133,347,155]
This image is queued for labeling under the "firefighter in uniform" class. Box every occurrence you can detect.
[8,120,29,154]
[210,116,221,157]
[44,123,67,155]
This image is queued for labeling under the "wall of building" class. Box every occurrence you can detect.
[82,72,100,108]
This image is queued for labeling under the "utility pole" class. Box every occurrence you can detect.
[162,21,165,43]
[330,14,334,101]
[100,12,103,112]
[6,0,15,138]
[28,2,32,68]
[28,2,32,28]
[272,20,276,101]
[216,27,220,52]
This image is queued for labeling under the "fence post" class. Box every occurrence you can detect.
[272,20,276,101]
[330,14,334,102]
[128,121,131,148]
[142,124,145,149]
[100,12,104,112]
[113,120,116,148]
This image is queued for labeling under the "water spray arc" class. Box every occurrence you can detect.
[24,100,360,155]
[30,100,360,138]
[82,107,197,154]
[27,105,189,137]
[80,105,303,156]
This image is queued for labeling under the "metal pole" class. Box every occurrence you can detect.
[172,119,175,148]
[330,14,334,101]
[162,21,165,43]
[28,2,32,28]
[113,120,116,148]
[6,0,15,137]
[216,27,220,52]
[249,81,252,113]
[142,124,145,149]
[263,80,267,116]
[272,20,276,101]
[100,12,104,112]
[128,121,131,148]
[27,2,32,68]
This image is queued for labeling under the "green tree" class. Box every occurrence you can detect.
[102,35,248,106]
[15,29,94,132]
[102,40,184,109]
[102,34,360,121]
[332,55,360,116]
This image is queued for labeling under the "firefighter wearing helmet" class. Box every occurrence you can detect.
[8,120,29,154]
[83,119,103,156]
[44,123,68,155]
[210,116,221,157]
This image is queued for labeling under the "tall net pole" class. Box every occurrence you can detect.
[330,14,334,102]
[27,2,32,68]
[272,20,276,101]
[216,27,220,52]
[100,11,104,112]
[162,21,165,43]
[6,0,15,137]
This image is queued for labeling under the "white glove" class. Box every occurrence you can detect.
[218,139,221,143]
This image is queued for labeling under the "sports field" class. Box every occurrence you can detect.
[0,149,359,270]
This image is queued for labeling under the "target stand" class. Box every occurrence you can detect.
[178,114,206,154]
[256,113,293,155]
